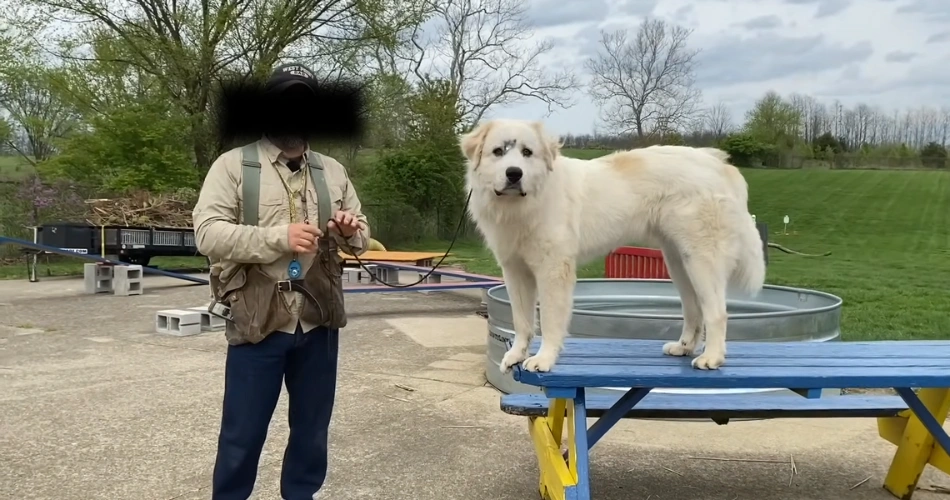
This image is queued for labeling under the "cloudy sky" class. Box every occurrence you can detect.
[483,0,950,135]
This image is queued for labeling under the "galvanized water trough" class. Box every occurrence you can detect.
[484,279,843,399]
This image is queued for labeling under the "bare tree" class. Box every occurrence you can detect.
[703,101,733,137]
[395,0,580,129]
[585,19,703,138]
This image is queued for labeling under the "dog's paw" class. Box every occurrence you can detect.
[663,341,695,357]
[499,347,529,373]
[522,352,557,372]
[691,351,725,370]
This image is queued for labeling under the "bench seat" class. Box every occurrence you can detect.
[501,392,909,421]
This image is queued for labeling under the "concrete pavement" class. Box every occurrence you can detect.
[0,273,947,500]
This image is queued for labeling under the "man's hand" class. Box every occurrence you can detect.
[288,223,322,253]
[328,210,361,238]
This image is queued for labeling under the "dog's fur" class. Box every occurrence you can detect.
[459,119,766,372]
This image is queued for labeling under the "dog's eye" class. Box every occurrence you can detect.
[492,148,504,156]
[521,148,532,157]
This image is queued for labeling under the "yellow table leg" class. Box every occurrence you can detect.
[882,388,950,500]
[528,401,578,500]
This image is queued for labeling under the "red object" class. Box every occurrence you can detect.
[604,246,670,279]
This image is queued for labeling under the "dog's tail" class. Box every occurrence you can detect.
[698,147,731,163]
[729,214,767,297]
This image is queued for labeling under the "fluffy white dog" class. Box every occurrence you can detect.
[459,119,766,373]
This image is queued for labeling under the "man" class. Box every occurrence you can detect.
[192,63,370,500]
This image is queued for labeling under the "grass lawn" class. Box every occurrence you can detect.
[0,255,208,280]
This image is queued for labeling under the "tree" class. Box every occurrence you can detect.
[585,18,703,138]
[920,141,947,169]
[392,0,579,130]
[0,62,80,164]
[744,91,801,149]
[39,99,198,193]
[704,101,733,138]
[16,0,422,171]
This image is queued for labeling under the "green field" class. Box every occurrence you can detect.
[1,149,947,342]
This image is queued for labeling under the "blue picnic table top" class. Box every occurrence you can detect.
[513,338,950,390]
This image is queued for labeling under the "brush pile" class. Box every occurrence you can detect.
[82,188,199,228]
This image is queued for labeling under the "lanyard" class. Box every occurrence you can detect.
[273,160,310,279]
[272,162,310,224]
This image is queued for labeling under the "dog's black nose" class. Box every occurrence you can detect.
[505,167,523,183]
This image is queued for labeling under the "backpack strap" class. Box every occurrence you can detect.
[306,151,333,250]
[240,143,262,226]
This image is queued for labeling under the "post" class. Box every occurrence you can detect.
[757,222,769,267]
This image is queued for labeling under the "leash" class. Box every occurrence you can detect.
[333,190,473,289]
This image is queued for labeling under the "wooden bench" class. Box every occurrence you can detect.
[338,250,450,284]
[500,338,950,500]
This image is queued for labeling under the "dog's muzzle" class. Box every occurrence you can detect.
[494,185,526,197]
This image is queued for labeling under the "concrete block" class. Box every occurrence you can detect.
[357,264,377,284]
[419,272,442,284]
[343,269,360,283]
[187,306,226,332]
[369,266,398,285]
[83,263,113,294]
[155,309,202,336]
[112,265,144,296]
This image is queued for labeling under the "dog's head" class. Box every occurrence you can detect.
[459,119,561,198]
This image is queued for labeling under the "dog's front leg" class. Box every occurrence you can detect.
[499,263,538,373]
[523,259,576,373]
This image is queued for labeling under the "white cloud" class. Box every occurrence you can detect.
[484,0,950,136]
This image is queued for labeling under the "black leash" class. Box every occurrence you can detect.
[333,190,473,288]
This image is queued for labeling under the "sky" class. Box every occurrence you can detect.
[482,0,950,136]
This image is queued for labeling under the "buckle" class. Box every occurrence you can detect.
[277,280,292,292]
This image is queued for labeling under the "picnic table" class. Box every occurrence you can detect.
[500,338,950,500]
[338,250,451,284]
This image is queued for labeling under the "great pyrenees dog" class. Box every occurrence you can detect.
[460,119,765,373]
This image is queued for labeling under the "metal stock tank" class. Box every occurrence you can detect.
[484,279,844,399]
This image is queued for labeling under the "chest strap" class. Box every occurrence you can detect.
[240,142,333,244]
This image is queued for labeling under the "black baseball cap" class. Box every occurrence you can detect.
[264,63,317,94]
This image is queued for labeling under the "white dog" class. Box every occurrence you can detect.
[459,119,766,372]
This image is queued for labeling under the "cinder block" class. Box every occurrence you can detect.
[112,265,144,296]
[187,306,226,331]
[155,309,202,336]
[357,264,377,284]
[83,263,113,294]
[369,266,398,285]
[419,272,442,284]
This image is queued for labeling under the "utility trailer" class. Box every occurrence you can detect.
[32,222,201,266]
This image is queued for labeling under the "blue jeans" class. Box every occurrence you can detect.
[212,324,339,500]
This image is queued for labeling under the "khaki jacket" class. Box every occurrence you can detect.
[193,137,370,339]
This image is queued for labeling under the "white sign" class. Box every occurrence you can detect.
[751,214,756,222]
[783,215,790,224]
[783,215,790,235]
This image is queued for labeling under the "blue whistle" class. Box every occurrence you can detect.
[288,259,302,279]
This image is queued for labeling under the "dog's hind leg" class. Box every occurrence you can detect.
[680,253,729,370]
[523,259,576,372]
[499,262,539,373]
[661,248,704,357]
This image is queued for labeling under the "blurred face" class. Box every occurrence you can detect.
[263,84,313,152]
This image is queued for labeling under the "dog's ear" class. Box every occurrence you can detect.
[530,121,561,171]
[460,121,493,169]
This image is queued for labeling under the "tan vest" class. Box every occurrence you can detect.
[208,142,347,345]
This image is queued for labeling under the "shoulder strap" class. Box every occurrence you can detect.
[240,143,261,226]
[306,152,332,245]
